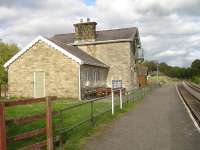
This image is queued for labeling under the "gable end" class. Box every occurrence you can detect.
[4,36,82,68]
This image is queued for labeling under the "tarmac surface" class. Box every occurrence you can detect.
[84,84,200,150]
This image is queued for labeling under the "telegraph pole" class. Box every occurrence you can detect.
[156,62,159,85]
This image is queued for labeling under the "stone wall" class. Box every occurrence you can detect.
[78,41,138,90]
[74,22,97,42]
[8,41,79,98]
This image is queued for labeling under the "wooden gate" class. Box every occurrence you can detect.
[0,96,56,150]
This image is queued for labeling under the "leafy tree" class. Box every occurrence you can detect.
[191,59,200,75]
[143,60,157,72]
[144,59,197,79]
[0,42,19,84]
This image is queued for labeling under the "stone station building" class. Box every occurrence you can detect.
[4,19,143,100]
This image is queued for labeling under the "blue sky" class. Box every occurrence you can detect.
[0,0,200,67]
[84,0,95,5]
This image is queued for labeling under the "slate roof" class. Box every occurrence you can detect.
[49,38,109,68]
[51,27,138,44]
[4,27,138,68]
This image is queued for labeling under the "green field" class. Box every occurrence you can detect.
[147,75,179,85]
[5,95,138,150]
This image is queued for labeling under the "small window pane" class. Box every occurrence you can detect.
[85,71,89,81]
[94,71,100,82]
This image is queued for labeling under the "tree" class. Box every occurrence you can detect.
[191,59,200,75]
[0,42,19,84]
[144,60,193,79]
[143,60,157,72]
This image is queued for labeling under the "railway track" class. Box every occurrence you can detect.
[185,82,200,93]
[177,81,200,126]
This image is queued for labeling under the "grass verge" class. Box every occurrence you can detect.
[60,100,139,150]
[148,75,179,85]
[5,92,148,149]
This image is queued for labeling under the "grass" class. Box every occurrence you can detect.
[61,100,138,150]
[191,76,200,85]
[6,99,83,149]
[5,98,79,119]
[147,75,179,85]
[4,89,151,150]
[5,96,120,149]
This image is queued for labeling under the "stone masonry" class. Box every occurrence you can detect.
[78,42,138,90]
[74,21,97,42]
[8,41,79,98]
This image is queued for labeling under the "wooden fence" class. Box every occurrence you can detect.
[0,84,159,149]
[0,96,57,150]
[0,85,8,98]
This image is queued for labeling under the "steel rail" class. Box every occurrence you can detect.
[177,83,200,125]
[185,82,200,93]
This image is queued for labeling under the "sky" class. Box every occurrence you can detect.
[0,0,200,67]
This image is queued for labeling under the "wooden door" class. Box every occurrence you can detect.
[34,72,45,98]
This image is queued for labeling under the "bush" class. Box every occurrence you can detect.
[191,76,200,84]
[0,41,19,84]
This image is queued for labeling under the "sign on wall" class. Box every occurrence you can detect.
[112,80,122,89]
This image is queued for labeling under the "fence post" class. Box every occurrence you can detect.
[90,101,94,125]
[5,85,7,97]
[46,97,53,150]
[111,90,114,115]
[0,101,6,150]
[126,91,129,103]
[4,85,6,97]
[119,89,123,109]
[0,85,1,98]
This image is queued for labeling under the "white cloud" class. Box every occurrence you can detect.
[156,50,186,57]
[0,7,17,21]
[0,0,200,67]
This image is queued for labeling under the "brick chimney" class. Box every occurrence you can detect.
[73,18,97,43]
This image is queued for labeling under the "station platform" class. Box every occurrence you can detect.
[84,84,200,150]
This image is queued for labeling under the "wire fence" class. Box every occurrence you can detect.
[52,84,159,148]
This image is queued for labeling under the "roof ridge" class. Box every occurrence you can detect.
[53,32,74,36]
[53,27,137,36]
[97,27,137,32]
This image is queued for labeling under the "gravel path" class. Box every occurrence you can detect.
[83,84,200,150]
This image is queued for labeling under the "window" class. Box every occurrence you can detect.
[94,71,100,83]
[85,71,89,81]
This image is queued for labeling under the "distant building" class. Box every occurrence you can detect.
[137,65,148,87]
[4,19,143,100]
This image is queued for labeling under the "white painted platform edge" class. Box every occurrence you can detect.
[175,84,200,133]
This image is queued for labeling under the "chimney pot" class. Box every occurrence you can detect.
[87,18,90,22]
[73,19,97,42]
